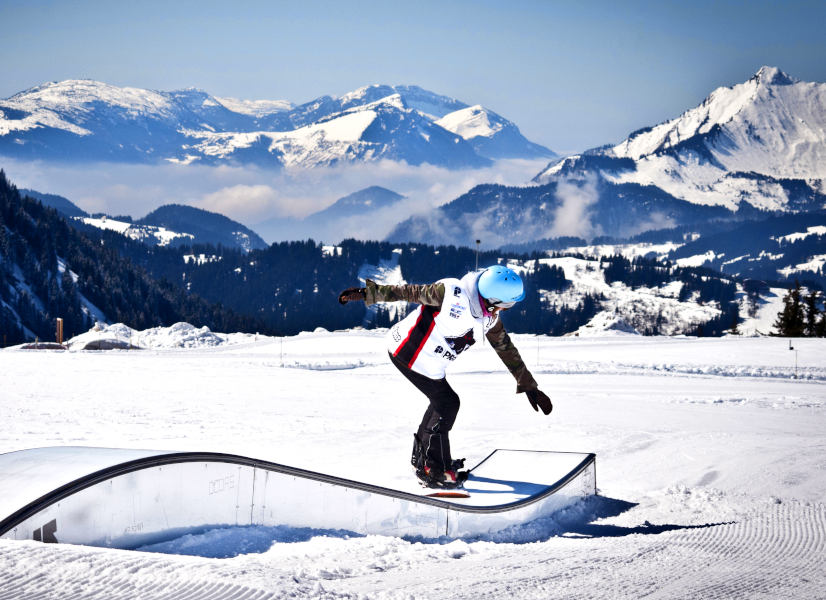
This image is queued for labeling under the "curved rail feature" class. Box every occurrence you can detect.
[0,447,596,548]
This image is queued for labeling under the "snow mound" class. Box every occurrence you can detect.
[66,322,257,350]
[568,311,640,337]
[66,323,142,350]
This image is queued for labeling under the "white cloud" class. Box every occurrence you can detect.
[1,157,548,240]
[199,184,280,221]
[549,175,602,240]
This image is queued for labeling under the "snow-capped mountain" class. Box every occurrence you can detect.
[535,66,826,213]
[0,80,553,168]
[181,94,490,169]
[390,67,826,249]
[436,105,555,160]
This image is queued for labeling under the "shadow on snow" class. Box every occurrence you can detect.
[135,495,733,558]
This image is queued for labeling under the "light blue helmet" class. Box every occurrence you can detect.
[477,265,525,308]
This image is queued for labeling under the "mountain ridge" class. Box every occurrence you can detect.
[391,67,826,251]
[534,66,826,212]
[0,80,554,169]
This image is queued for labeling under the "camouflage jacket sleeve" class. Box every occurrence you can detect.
[485,319,538,393]
[363,279,445,307]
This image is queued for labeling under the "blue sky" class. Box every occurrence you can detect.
[3,0,825,154]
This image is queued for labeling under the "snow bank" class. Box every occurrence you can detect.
[66,322,261,350]
[2,332,826,598]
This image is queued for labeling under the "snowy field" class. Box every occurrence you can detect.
[1,327,825,599]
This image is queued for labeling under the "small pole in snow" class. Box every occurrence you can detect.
[789,340,798,379]
[475,240,481,271]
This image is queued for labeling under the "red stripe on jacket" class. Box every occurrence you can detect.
[407,311,439,368]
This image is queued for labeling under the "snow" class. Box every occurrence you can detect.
[525,256,720,336]
[5,80,176,117]
[777,253,826,278]
[182,253,221,265]
[569,310,640,336]
[3,79,550,169]
[77,216,195,246]
[63,321,257,350]
[182,109,378,167]
[735,286,788,337]
[611,72,766,160]
[357,249,407,324]
[675,250,719,267]
[535,155,579,180]
[213,97,293,117]
[774,225,826,244]
[559,241,682,261]
[77,215,132,235]
[56,258,108,324]
[357,248,405,286]
[0,79,179,137]
[1,328,825,598]
[436,105,503,140]
[535,67,826,214]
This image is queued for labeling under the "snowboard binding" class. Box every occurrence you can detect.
[411,434,468,489]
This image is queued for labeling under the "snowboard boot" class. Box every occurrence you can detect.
[416,465,463,489]
[415,457,468,489]
[411,434,424,471]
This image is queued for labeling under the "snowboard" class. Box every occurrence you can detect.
[422,489,471,499]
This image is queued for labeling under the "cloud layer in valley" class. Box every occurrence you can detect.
[1,158,547,243]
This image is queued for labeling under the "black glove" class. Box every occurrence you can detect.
[338,287,366,305]
[527,389,553,415]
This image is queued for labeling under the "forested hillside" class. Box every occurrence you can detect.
[118,236,765,338]
[6,170,819,345]
[0,171,266,346]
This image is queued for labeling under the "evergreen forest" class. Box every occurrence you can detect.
[3,170,825,347]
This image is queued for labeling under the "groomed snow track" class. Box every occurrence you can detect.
[0,447,596,548]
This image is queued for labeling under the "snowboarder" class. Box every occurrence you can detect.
[338,265,553,489]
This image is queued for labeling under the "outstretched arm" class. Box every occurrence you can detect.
[338,280,445,306]
[486,320,552,415]
[485,319,537,392]
[362,280,446,306]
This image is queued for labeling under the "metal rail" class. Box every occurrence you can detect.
[0,450,596,537]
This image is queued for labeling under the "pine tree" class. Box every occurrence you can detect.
[773,281,806,336]
[803,290,821,337]
[729,306,740,335]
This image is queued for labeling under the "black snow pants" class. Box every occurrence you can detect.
[390,353,460,474]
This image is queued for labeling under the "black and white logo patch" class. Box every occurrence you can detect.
[445,330,475,355]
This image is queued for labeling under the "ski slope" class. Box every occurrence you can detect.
[0,329,825,599]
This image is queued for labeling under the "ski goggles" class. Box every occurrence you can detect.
[484,297,517,310]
